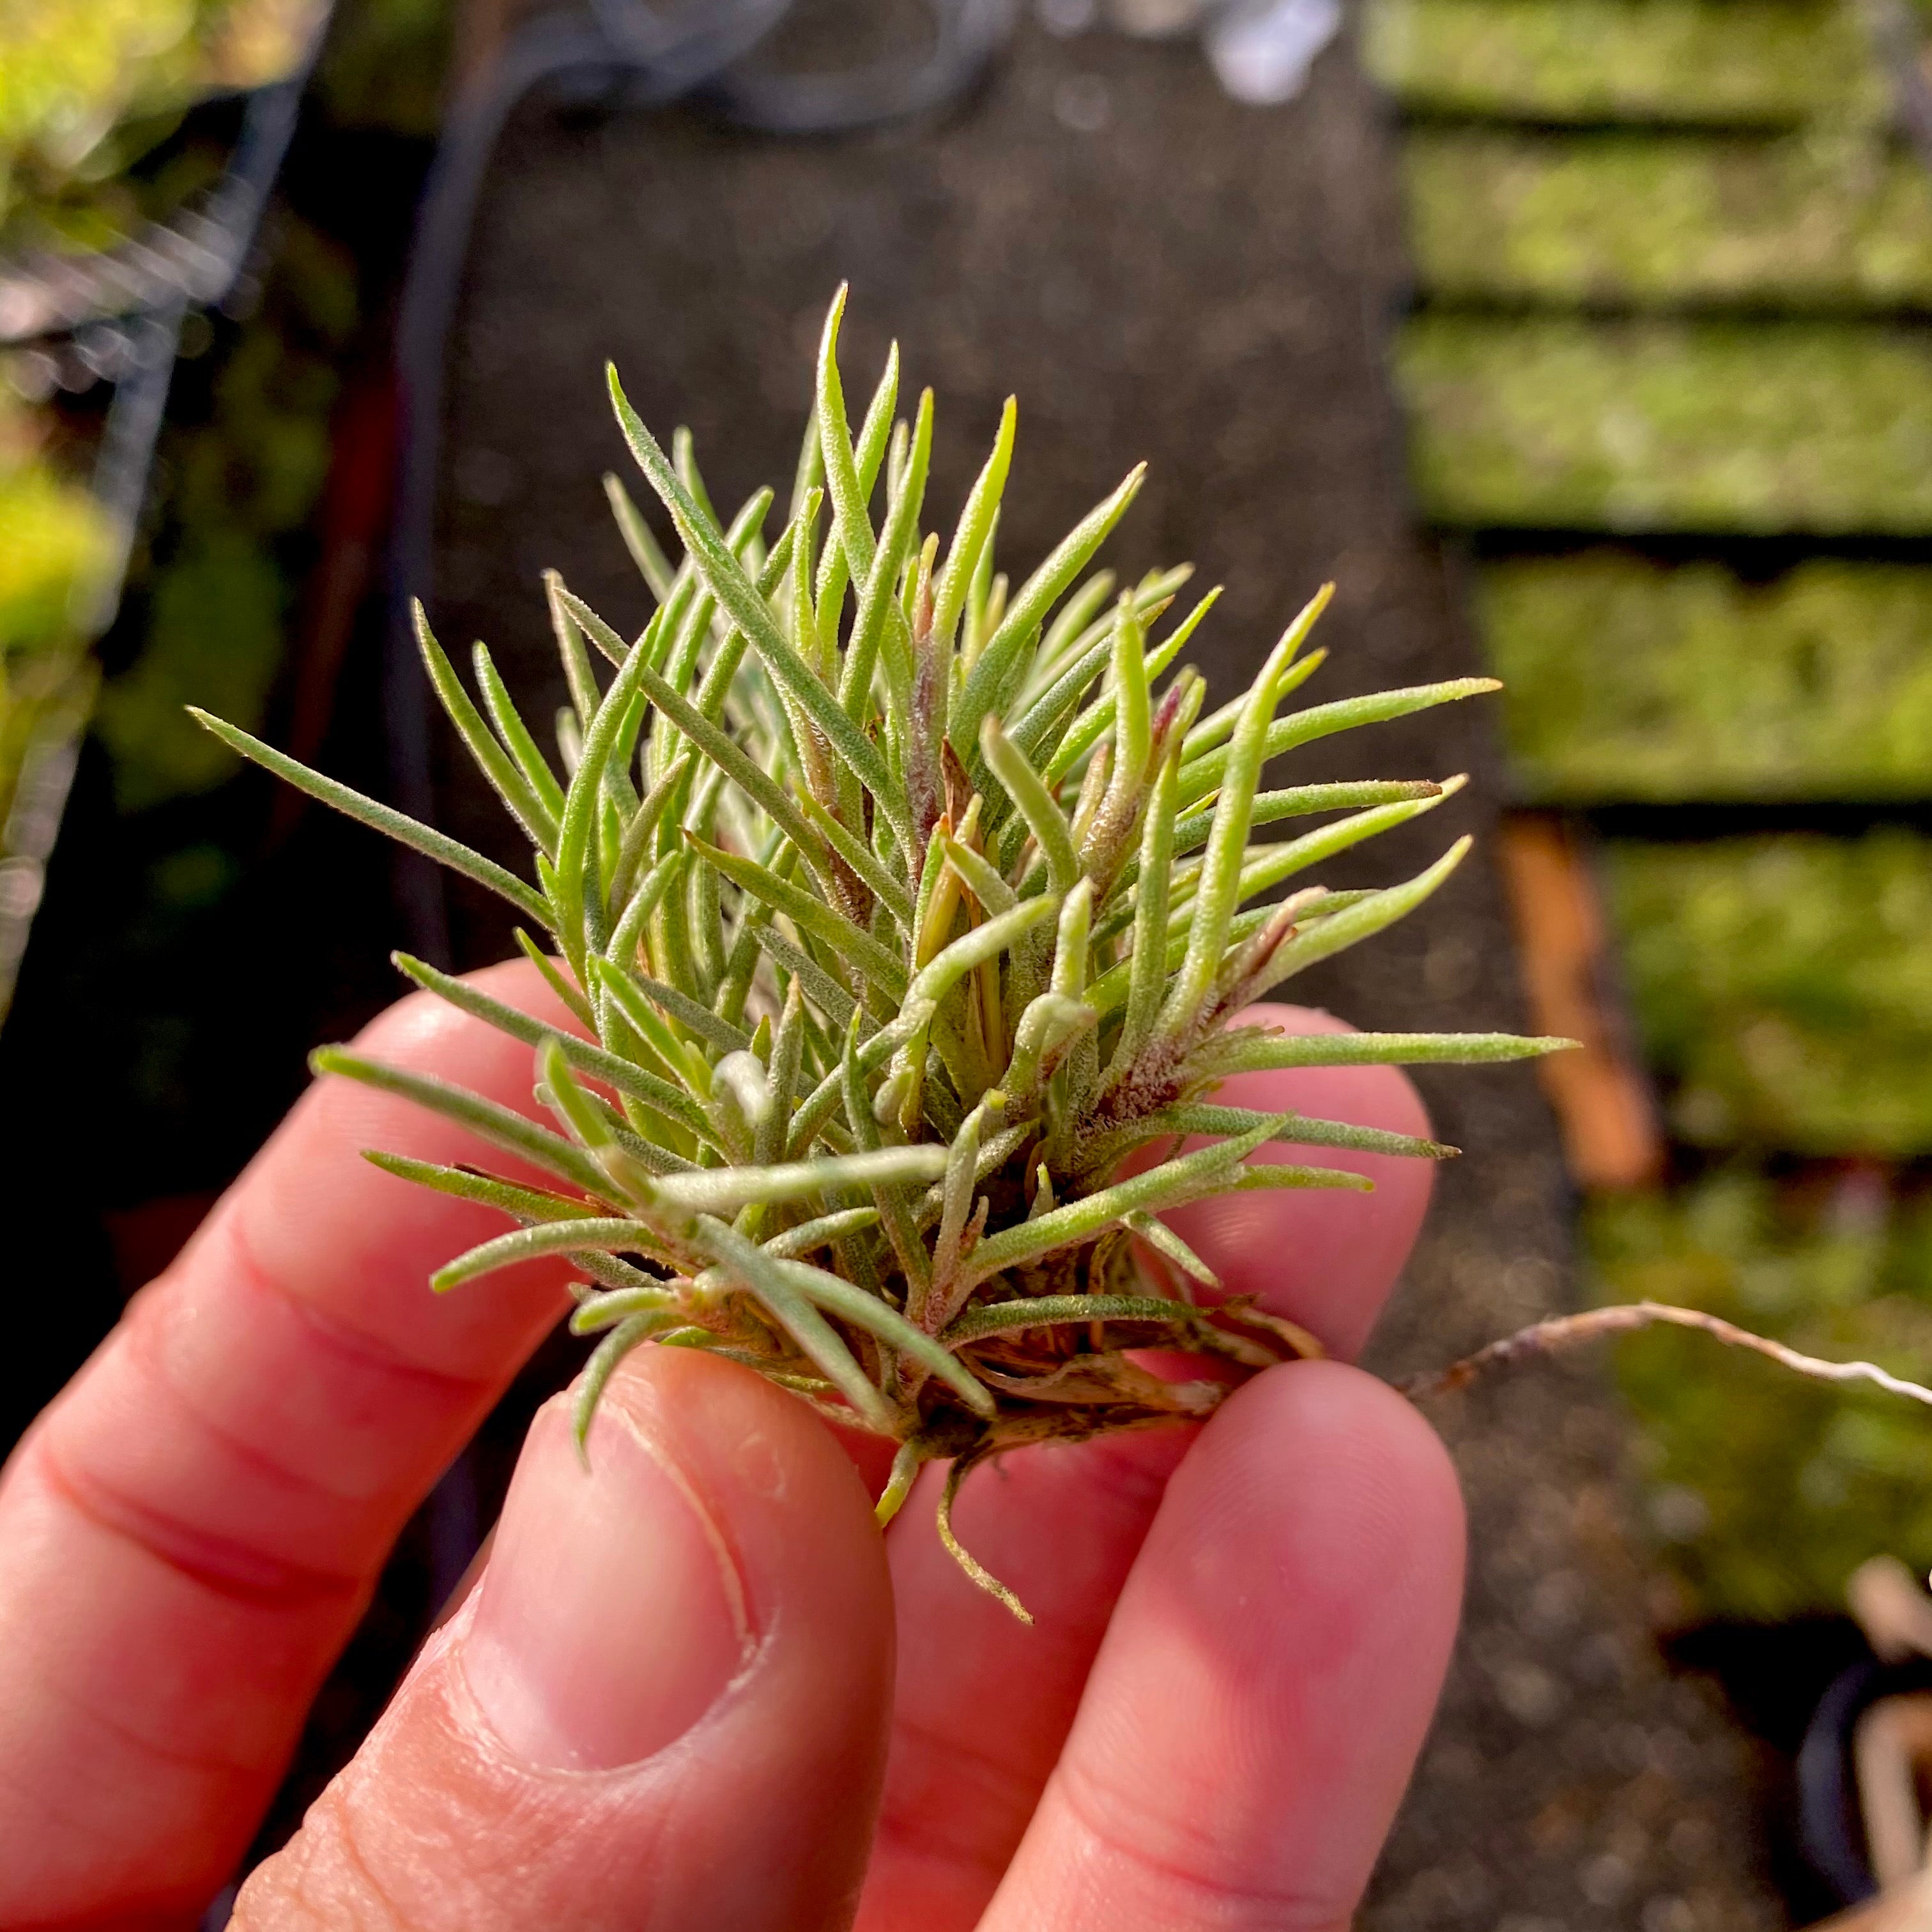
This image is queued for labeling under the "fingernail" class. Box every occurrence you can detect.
[461,1395,751,1769]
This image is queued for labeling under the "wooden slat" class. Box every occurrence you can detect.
[1496,813,1662,1190]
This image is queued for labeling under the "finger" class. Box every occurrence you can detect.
[1159,1003,1439,1356]
[854,1430,1192,1932]
[236,1348,894,1932]
[0,961,579,1927]
[981,1361,1464,1932]
[854,1007,1436,1932]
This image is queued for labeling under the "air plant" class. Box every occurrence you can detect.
[194,289,1932,1618]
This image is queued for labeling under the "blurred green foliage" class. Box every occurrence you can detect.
[0,0,318,229]
[93,215,356,810]
[316,0,452,136]
[1360,0,1883,127]
[0,413,112,838]
[1376,0,1932,1628]
[1589,1170,1932,1621]
[1406,130,1932,309]
[1606,832,1932,1156]
[0,436,111,654]
[1478,553,1932,801]
[0,0,442,825]
[1400,316,1932,533]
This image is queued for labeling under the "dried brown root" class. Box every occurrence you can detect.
[913,1300,1932,1626]
[1397,1300,1932,1410]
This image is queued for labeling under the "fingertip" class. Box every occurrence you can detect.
[984,1360,1464,1932]
[1162,1004,1438,1358]
[1137,1358,1465,1869]
[1190,1360,1466,1646]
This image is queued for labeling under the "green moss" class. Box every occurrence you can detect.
[1361,0,1883,126]
[1478,553,1932,801]
[1606,832,1932,1155]
[1406,130,1932,309]
[1399,315,1932,534]
[1588,1169,1932,1621]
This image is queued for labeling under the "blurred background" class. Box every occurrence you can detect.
[5,0,1932,1921]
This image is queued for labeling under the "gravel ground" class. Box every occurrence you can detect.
[422,12,1788,1927]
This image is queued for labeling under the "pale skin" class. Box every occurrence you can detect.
[0,961,1466,1930]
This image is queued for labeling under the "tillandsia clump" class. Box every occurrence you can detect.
[195,289,1932,1619]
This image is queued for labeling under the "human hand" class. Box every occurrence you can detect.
[0,960,1464,1931]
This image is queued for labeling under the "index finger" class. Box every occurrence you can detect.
[0,960,577,1928]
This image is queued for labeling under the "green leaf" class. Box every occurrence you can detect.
[1039,583,1220,780]
[608,365,908,850]
[801,792,913,929]
[762,1205,880,1258]
[841,385,933,719]
[433,1216,673,1291]
[1200,1028,1578,1073]
[980,717,1077,894]
[312,1048,611,1199]
[392,953,715,1147]
[695,836,908,1002]
[815,286,881,588]
[472,638,567,824]
[1248,838,1474,1000]
[360,1149,604,1225]
[512,928,595,1031]
[608,751,694,916]
[1076,1103,1457,1177]
[602,471,676,601]
[592,953,751,1058]
[548,597,664,972]
[754,923,861,1034]
[1176,677,1500,809]
[933,396,1018,650]
[644,1145,948,1224]
[1108,724,1183,1081]
[415,604,559,855]
[961,1115,1365,1285]
[691,1215,898,1433]
[907,892,1061,1011]
[954,462,1146,758]
[1162,585,1333,1034]
[1123,1209,1222,1291]
[1156,779,1443,875]
[769,1255,995,1416]
[942,1291,1226,1347]
[189,710,551,930]
[573,1310,680,1455]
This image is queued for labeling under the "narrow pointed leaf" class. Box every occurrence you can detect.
[190,711,550,929]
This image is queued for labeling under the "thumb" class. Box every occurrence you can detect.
[235,1349,895,1930]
